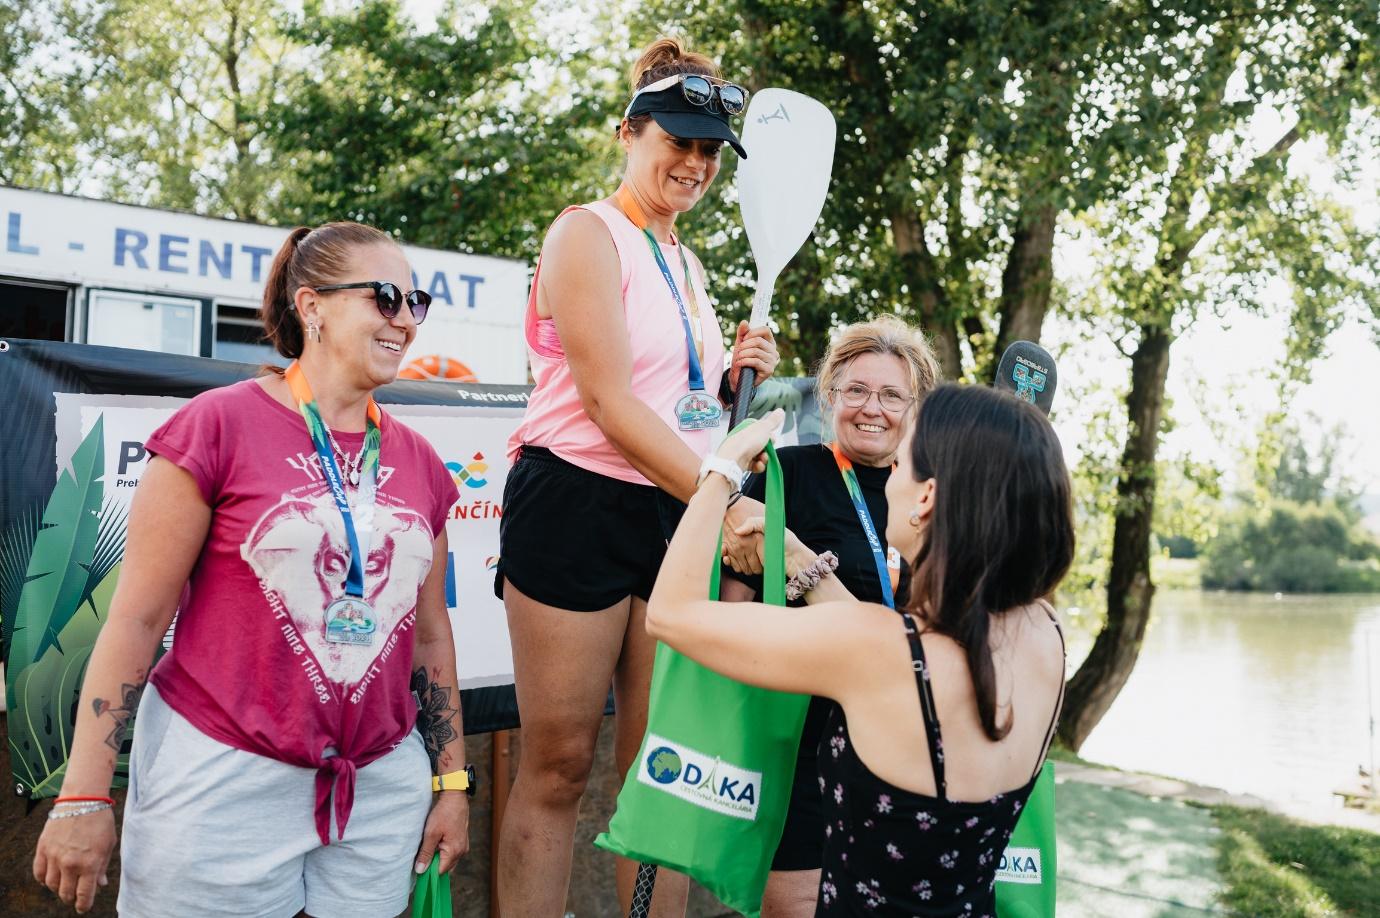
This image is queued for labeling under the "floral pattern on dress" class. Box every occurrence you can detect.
[813,609,1053,917]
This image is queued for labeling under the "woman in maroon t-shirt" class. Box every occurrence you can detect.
[34,222,472,917]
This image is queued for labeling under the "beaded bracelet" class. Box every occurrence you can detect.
[47,802,113,821]
[786,551,840,601]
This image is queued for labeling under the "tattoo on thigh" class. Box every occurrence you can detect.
[411,667,458,772]
[91,676,146,754]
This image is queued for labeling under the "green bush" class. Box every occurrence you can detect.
[1201,500,1380,593]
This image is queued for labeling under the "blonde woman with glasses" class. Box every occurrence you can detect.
[721,316,940,917]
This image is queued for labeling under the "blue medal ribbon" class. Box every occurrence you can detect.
[831,443,896,608]
[615,188,709,394]
[285,362,382,601]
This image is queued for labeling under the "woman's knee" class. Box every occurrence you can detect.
[517,733,599,805]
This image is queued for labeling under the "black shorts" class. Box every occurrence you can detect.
[494,445,686,612]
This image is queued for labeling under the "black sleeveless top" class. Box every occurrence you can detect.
[815,610,1063,916]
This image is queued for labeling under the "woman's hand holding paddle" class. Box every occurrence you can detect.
[727,321,780,394]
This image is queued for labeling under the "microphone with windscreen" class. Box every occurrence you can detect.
[994,340,1057,415]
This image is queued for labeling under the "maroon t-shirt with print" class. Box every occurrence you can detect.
[145,379,459,845]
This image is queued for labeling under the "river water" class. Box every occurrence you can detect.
[1068,589,1380,810]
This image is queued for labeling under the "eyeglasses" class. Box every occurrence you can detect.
[830,383,915,413]
[314,281,431,325]
[624,74,749,118]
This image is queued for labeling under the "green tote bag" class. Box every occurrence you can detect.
[411,854,452,918]
[995,761,1057,917]
[595,441,810,918]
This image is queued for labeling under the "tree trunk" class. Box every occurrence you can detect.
[992,202,1056,373]
[1057,320,1172,751]
[893,207,961,378]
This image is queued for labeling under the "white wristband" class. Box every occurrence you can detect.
[696,454,745,490]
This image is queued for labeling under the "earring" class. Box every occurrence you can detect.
[307,321,320,343]
[909,511,921,528]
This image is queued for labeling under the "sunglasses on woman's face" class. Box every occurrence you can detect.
[624,73,749,116]
[314,281,431,324]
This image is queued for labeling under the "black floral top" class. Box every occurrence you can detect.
[815,611,1063,916]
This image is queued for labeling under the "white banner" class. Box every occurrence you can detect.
[56,393,520,690]
[1,185,531,383]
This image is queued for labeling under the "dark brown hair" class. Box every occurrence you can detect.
[902,384,1075,741]
[618,37,720,142]
[260,221,396,359]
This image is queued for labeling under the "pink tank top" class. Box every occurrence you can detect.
[508,199,726,484]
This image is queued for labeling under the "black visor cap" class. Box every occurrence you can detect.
[626,87,747,159]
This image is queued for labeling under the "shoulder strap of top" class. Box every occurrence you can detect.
[900,611,946,798]
[1032,599,1066,780]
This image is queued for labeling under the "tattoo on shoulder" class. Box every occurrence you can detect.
[411,666,458,772]
[91,677,146,754]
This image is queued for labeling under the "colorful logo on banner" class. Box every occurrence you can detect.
[636,732,761,821]
[446,452,489,489]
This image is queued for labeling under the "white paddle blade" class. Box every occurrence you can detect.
[736,88,836,320]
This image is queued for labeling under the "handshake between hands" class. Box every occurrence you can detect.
[713,410,814,579]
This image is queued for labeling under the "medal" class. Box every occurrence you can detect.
[675,392,723,431]
[324,597,378,645]
[614,188,721,430]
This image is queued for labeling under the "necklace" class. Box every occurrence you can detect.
[323,424,364,487]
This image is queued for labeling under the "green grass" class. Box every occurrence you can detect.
[1212,805,1380,917]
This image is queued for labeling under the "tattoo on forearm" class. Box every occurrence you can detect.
[92,678,146,754]
[411,666,458,772]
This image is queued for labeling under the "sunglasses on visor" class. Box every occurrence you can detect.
[624,74,749,117]
[313,281,431,324]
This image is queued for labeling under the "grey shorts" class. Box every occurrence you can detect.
[118,684,432,918]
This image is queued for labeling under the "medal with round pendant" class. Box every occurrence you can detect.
[324,596,378,645]
[675,391,723,431]
[284,361,384,648]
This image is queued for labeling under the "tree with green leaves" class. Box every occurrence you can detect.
[21,0,291,219]
[1055,2,1380,749]
[0,4,91,191]
[261,0,619,261]
[638,0,1380,750]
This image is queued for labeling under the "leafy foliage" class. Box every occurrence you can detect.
[7,562,129,798]
[264,0,619,260]
[1201,500,1380,593]
[7,417,105,668]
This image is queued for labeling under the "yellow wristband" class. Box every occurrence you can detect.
[432,766,474,794]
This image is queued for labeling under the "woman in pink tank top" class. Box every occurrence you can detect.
[494,38,780,916]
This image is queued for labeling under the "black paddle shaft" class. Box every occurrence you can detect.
[729,366,758,427]
[629,862,658,917]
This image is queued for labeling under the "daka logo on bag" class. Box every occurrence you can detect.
[638,733,762,821]
[994,846,1043,885]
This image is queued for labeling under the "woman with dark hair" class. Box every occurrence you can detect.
[494,36,778,916]
[33,223,472,917]
[721,317,940,917]
[648,384,1074,916]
